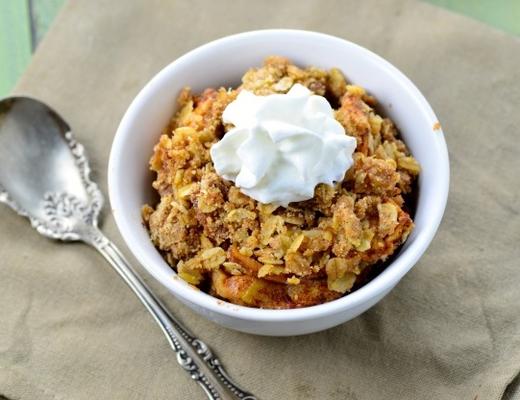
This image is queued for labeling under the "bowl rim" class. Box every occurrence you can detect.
[108,29,449,322]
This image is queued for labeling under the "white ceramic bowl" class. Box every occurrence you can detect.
[108,30,449,336]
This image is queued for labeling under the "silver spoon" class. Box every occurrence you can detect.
[0,96,256,400]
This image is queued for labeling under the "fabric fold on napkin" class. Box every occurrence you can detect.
[1,0,519,399]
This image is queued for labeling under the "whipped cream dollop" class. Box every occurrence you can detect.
[210,84,357,207]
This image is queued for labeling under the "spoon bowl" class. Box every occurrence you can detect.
[0,97,102,239]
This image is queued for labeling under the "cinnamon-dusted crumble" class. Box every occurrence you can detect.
[142,56,420,309]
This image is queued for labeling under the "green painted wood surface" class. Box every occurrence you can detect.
[0,1,519,97]
[29,0,68,46]
[0,0,65,97]
[0,1,32,97]
[425,0,520,36]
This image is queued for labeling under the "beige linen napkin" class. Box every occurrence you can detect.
[1,0,519,399]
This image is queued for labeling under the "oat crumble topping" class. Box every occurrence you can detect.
[142,56,420,309]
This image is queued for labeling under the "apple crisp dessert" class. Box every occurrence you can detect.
[142,56,420,309]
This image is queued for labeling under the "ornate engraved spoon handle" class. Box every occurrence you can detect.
[81,225,257,400]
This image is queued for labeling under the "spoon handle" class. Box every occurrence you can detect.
[82,226,256,400]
